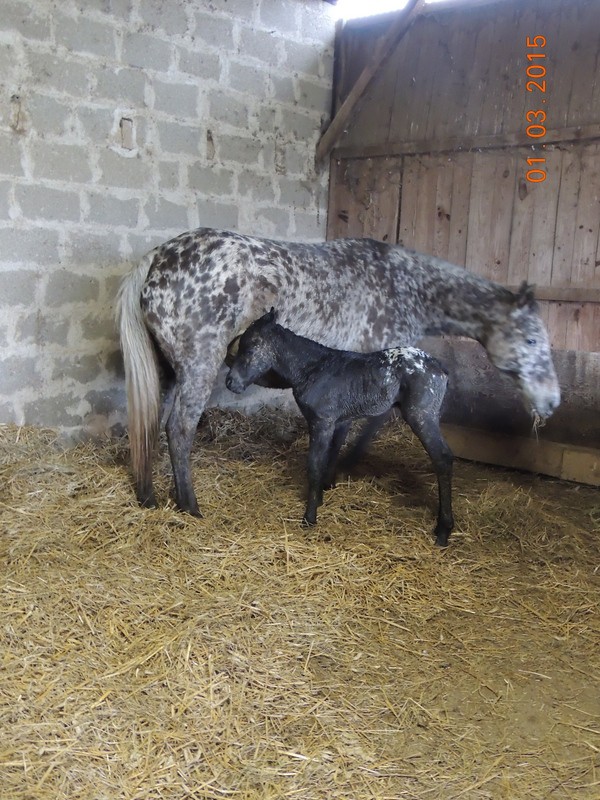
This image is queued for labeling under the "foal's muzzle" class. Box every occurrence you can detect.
[226,371,245,394]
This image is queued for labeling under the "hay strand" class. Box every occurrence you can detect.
[1,410,599,799]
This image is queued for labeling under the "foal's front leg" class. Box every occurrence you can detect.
[303,418,336,526]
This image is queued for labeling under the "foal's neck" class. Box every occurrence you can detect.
[270,326,328,387]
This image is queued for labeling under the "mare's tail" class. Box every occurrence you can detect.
[116,254,160,506]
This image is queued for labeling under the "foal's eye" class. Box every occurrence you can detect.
[526,338,537,346]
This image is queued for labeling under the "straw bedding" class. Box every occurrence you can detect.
[1,408,599,799]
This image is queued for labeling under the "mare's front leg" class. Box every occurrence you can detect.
[302,417,336,527]
[322,421,351,490]
[401,378,454,547]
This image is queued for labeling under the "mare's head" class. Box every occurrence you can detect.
[226,308,279,394]
[484,282,560,420]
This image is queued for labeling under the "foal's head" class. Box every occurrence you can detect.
[226,308,279,394]
[484,282,560,420]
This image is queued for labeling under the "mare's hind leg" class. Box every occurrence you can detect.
[132,375,174,509]
[165,348,225,516]
[338,411,391,473]
[322,421,351,490]
[400,375,454,547]
[160,377,176,430]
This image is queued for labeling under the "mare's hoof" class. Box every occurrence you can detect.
[139,493,158,510]
[185,507,203,519]
[172,492,203,518]
[322,481,336,491]
[434,533,450,547]
[176,503,203,518]
[301,515,316,528]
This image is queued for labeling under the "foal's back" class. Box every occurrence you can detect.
[292,345,445,422]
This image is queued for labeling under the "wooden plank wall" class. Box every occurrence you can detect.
[330,144,600,351]
[327,0,600,469]
[335,0,600,152]
[327,158,402,243]
[399,145,600,351]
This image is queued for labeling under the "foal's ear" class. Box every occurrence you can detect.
[266,306,278,322]
[224,335,241,367]
[514,281,537,309]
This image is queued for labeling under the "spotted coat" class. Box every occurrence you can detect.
[117,227,560,515]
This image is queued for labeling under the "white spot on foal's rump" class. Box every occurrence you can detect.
[385,346,428,374]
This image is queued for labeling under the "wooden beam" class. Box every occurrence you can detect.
[316,0,425,165]
[441,424,600,487]
[332,123,600,160]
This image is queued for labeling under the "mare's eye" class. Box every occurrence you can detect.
[526,338,537,346]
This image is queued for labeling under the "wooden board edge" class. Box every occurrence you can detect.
[441,424,600,486]
[316,0,425,164]
[333,123,600,161]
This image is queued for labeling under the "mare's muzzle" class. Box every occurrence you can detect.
[521,377,561,421]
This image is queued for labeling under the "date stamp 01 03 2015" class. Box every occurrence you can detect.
[525,35,548,184]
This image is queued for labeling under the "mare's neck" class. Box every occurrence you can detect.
[416,258,512,342]
[270,326,329,387]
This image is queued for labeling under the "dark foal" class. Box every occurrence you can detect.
[226,310,455,547]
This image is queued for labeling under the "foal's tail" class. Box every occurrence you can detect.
[116,254,160,506]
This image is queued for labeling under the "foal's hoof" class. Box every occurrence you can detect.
[434,532,450,547]
[321,481,336,491]
[301,515,316,528]
[337,453,361,475]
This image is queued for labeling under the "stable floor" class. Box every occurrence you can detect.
[1,410,599,799]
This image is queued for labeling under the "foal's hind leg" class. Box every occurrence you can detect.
[400,377,454,547]
[338,411,391,473]
[322,421,351,490]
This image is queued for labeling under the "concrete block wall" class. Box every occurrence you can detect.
[0,0,335,436]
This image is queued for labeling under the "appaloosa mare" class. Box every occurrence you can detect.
[117,228,560,516]
[226,309,454,545]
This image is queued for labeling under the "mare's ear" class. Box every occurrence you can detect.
[514,281,536,309]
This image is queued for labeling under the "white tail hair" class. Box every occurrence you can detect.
[116,254,160,503]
